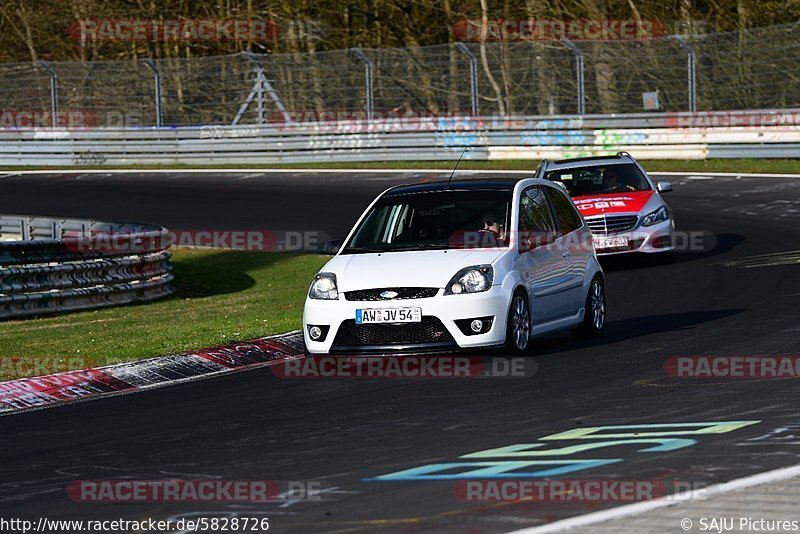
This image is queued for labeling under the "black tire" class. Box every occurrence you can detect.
[504,289,531,354]
[575,276,606,337]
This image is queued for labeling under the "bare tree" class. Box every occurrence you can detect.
[0,0,39,62]
[478,0,506,115]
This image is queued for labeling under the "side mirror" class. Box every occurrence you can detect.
[322,239,343,255]
[657,181,673,193]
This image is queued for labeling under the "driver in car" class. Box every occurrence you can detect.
[450,211,507,249]
[603,167,636,192]
[481,211,506,244]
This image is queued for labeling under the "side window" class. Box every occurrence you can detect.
[519,186,556,235]
[545,187,583,234]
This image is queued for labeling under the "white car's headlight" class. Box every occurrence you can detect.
[641,206,669,226]
[445,265,493,295]
[309,273,339,300]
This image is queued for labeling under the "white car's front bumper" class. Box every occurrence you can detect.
[303,285,510,354]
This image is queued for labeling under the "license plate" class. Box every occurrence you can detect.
[356,308,422,324]
[593,236,629,249]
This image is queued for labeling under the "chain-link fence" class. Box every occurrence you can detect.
[1,23,799,127]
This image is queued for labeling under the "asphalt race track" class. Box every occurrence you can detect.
[1,170,800,533]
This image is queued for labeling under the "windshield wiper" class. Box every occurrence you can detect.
[341,246,388,253]
[343,243,451,253]
[387,244,450,251]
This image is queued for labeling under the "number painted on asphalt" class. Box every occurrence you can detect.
[366,420,760,481]
[368,459,620,481]
[540,421,761,440]
[459,438,697,458]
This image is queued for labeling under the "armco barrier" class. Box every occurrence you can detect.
[1,109,800,165]
[0,215,174,319]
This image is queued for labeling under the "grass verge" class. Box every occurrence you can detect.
[0,250,328,380]
[0,158,799,174]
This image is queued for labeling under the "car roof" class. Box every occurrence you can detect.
[383,178,521,196]
[542,152,636,172]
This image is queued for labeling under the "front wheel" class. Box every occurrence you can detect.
[575,277,605,337]
[505,291,531,354]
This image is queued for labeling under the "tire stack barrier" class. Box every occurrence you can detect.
[0,215,174,319]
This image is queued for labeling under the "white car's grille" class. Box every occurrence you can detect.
[344,287,439,301]
[331,317,455,350]
[585,214,639,235]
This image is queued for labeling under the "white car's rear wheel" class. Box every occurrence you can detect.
[576,277,605,337]
[505,291,531,354]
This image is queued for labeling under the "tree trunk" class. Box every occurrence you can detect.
[478,0,506,115]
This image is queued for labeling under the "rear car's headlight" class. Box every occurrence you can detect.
[309,273,339,300]
[445,265,493,295]
[641,206,669,226]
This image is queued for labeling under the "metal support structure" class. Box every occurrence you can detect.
[255,68,265,123]
[455,42,480,116]
[233,52,290,125]
[561,39,585,115]
[674,36,697,112]
[143,59,163,127]
[349,48,374,121]
[36,61,59,128]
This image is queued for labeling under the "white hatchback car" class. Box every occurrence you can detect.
[303,178,605,354]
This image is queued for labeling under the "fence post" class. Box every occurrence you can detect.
[673,36,697,112]
[455,42,479,116]
[349,48,374,120]
[143,59,163,127]
[561,39,585,115]
[36,61,59,128]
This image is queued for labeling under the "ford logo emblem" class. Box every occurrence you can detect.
[380,290,399,299]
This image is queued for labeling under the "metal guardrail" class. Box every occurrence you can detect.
[0,216,174,319]
[0,109,799,165]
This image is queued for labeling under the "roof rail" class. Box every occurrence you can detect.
[552,154,624,164]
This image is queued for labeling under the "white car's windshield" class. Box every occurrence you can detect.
[545,163,651,197]
[343,190,512,253]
